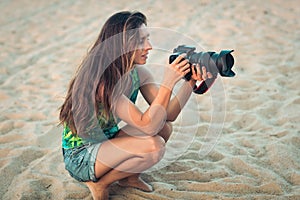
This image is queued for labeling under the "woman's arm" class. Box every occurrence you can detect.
[113,88,171,136]
[138,64,212,122]
[138,66,196,122]
[113,55,190,135]
[165,79,196,121]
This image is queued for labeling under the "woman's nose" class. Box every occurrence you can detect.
[145,40,152,50]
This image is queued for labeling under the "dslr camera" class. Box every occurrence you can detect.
[169,45,235,81]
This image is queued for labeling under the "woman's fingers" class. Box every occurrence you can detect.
[177,62,190,76]
[171,53,190,76]
[176,58,189,69]
[207,72,213,79]
[172,53,187,66]
[196,64,201,79]
[201,66,207,80]
[190,64,213,81]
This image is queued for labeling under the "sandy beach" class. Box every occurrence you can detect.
[1,0,299,199]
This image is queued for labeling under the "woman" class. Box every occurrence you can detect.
[59,11,212,199]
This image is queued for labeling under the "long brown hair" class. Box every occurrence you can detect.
[59,11,147,136]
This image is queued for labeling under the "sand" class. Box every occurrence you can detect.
[0,0,299,199]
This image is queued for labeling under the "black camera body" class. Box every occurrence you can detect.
[169,45,235,81]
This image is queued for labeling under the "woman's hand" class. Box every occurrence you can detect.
[163,54,191,88]
[190,63,213,81]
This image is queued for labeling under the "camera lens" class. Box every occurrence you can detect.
[169,45,235,80]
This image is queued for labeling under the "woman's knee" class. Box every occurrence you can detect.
[149,135,165,151]
[146,135,165,163]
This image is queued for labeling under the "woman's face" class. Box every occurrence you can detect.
[133,24,152,65]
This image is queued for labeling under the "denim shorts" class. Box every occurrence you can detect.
[62,143,101,182]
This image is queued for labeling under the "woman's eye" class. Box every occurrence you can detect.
[138,36,150,46]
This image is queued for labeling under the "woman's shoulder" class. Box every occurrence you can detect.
[135,65,154,85]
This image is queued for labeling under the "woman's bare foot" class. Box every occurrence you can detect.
[85,181,109,200]
[118,175,153,192]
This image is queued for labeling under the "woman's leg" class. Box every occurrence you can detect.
[85,134,165,199]
[117,122,173,192]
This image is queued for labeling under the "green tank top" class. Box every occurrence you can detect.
[62,68,140,149]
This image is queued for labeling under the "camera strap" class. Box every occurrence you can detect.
[193,75,217,94]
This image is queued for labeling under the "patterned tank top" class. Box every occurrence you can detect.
[62,68,140,149]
